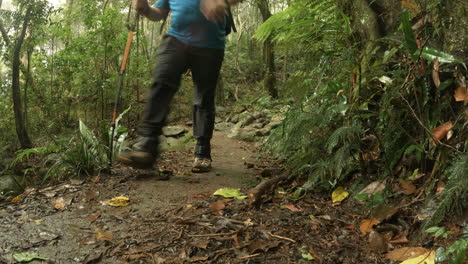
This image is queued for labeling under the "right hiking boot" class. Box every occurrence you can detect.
[191,157,212,173]
[117,136,159,169]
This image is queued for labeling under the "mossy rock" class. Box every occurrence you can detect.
[0,174,22,196]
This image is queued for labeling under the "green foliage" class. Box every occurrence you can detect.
[11,145,60,168]
[430,226,468,264]
[45,120,110,181]
[425,155,468,228]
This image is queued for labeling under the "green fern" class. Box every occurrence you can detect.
[424,154,468,228]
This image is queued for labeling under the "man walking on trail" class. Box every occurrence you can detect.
[118,0,242,172]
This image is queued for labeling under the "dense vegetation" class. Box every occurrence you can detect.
[0,0,466,246]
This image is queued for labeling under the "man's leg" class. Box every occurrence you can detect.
[189,47,224,172]
[118,36,189,169]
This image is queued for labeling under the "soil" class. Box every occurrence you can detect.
[0,131,459,264]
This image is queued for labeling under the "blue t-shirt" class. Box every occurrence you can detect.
[155,0,226,49]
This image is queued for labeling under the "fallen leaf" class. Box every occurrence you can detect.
[53,196,73,210]
[358,180,386,196]
[372,204,399,221]
[302,253,315,260]
[432,59,440,88]
[86,213,101,224]
[385,247,430,261]
[400,250,435,264]
[369,230,388,253]
[360,218,380,234]
[400,181,417,195]
[431,121,454,142]
[248,239,280,254]
[209,199,231,216]
[243,218,254,227]
[95,228,113,242]
[32,219,44,224]
[454,86,468,102]
[11,196,22,203]
[390,234,410,244]
[191,239,209,249]
[435,181,445,194]
[331,187,349,205]
[13,251,48,262]
[283,203,302,212]
[213,188,247,200]
[106,196,130,207]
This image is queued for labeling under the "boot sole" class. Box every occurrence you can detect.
[191,166,212,173]
[117,155,154,170]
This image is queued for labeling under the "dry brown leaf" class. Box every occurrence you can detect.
[454,86,468,102]
[209,199,231,216]
[432,59,440,88]
[11,196,22,203]
[283,203,302,212]
[390,234,410,244]
[385,247,429,261]
[53,197,72,210]
[95,228,113,242]
[86,213,101,224]
[369,230,388,253]
[359,180,387,196]
[400,181,417,195]
[401,0,419,11]
[360,218,380,234]
[431,121,454,142]
[436,181,445,194]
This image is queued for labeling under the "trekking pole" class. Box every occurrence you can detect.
[109,11,139,168]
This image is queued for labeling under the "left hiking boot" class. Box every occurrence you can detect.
[117,136,159,169]
[191,157,212,173]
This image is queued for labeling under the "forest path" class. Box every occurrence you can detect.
[0,131,383,264]
[0,131,262,263]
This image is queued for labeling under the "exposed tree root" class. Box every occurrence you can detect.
[248,171,288,208]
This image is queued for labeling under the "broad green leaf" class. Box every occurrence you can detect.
[213,188,247,200]
[425,226,441,233]
[418,47,464,64]
[13,251,48,262]
[401,10,417,53]
[302,253,315,260]
[354,193,369,200]
[434,228,445,237]
[383,48,399,63]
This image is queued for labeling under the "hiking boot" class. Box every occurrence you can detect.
[192,157,212,173]
[117,137,158,169]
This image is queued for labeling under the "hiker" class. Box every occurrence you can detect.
[118,0,242,172]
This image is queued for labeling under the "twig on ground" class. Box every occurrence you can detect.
[188,230,241,237]
[268,232,296,243]
[239,253,261,259]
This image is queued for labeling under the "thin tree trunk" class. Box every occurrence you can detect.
[12,7,33,149]
[256,0,277,98]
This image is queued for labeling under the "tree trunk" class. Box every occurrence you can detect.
[256,0,277,98]
[12,7,33,149]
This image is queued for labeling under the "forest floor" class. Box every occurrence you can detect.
[0,131,461,264]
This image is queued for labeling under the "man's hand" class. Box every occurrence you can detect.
[133,0,150,14]
[200,0,228,23]
[133,0,168,22]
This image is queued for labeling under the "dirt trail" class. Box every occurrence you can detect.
[0,131,388,264]
[0,131,260,263]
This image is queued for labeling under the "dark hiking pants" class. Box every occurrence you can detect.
[139,35,224,159]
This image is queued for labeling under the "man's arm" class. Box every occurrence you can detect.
[200,0,243,23]
[133,0,169,21]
